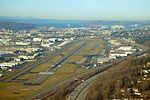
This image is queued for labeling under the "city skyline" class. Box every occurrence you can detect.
[0,0,150,20]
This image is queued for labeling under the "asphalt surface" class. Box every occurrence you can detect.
[26,40,112,99]
[48,43,87,71]
[27,49,147,100]
[27,62,113,100]
[66,50,149,100]
[23,42,87,85]
[67,71,106,100]
[3,40,79,81]
[24,74,49,85]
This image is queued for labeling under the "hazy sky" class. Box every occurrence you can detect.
[0,0,150,20]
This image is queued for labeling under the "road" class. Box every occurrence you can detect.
[66,50,149,100]
[67,71,106,100]
[27,50,149,100]
[27,62,112,100]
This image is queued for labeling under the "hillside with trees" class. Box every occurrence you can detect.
[0,22,36,30]
[85,55,150,100]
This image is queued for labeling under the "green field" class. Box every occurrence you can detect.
[55,63,78,74]
[17,73,37,80]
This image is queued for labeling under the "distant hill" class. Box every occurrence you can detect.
[0,16,150,29]
[0,22,36,30]
[0,16,90,24]
[0,16,93,28]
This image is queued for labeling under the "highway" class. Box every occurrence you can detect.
[67,71,106,100]
[27,50,149,100]
[26,40,112,99]
[27,62,113,100]
[66,50,150,100]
